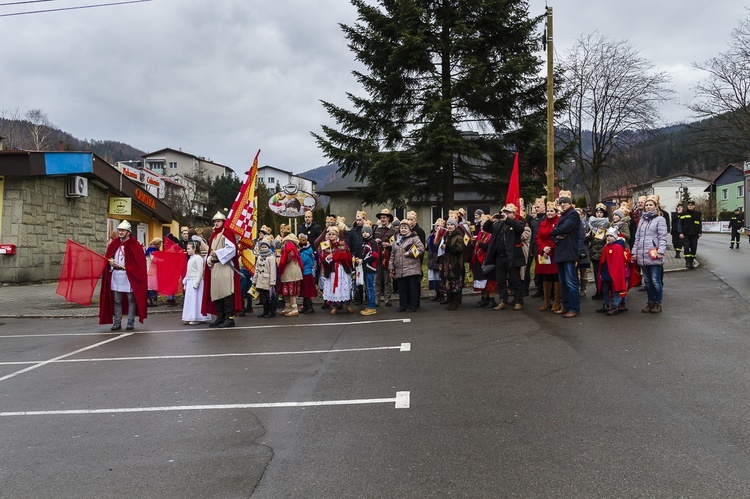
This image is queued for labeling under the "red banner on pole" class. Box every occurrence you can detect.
[56,239,108,306]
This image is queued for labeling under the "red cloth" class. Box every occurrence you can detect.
[151,250,187,296]
[300,274,317,298]
[277,240,302,279]
[98,236,148,324]
[56,239,108,306]
[598,242,630,295]
[201,226,243,316]
[504,152,520,208]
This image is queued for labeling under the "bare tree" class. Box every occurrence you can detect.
[557,33,673,204]
[689,11,750,160]
[0,107,24,149]
[25,108,54,150]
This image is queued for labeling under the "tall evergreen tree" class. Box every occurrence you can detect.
[313,0,548,213]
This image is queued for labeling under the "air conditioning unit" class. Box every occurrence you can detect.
[65,175,89,198]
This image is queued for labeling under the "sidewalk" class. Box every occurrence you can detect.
[0,252,689,319]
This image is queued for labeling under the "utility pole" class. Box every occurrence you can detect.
[545,6,555,201]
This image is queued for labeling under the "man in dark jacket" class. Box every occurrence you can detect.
[300,211,322,243]
[486,204,527,311]
[679,200,702,269]
[347,211,366,303]
[729,207,744,249]
[550,196,581,317]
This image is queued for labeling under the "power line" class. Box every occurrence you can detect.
[0,0,152,17]
[0,1,58,6]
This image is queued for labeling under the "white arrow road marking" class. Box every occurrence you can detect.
[0,391,411,416]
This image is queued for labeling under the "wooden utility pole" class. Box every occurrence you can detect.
[546,6,555,201]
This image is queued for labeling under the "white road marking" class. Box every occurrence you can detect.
[0,391,411,416]
[0,318,412,338]
[0,344,412,365]
[0,333,132,383]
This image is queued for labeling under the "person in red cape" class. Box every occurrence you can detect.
[201,211,242,327]
[276,233,303,317]
[99,220,148,330]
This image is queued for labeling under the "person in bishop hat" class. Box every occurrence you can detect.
[201,211,243,328]
[99,220,148,331]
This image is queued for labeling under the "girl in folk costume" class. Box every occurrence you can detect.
[596,228,631,315]
[182,241,213,324]
[277,233,303,317]
[254,240,278,318]
[297,233,317,314]
[320,226,355,314]
[472,215,498,309]
[427,219,445,302]
[535,202,561,312]
[389,220,426,312]
[439,218,466,311]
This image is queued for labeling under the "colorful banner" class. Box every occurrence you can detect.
[56,239,108,306]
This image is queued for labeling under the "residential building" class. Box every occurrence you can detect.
[631,173,712,215]
[707,163,744,214]
[141,148,236,182]
[258,165,316,194]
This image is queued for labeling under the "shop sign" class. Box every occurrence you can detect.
[110,197,132,216]
[134,188,156,210]
[268,184,317,217]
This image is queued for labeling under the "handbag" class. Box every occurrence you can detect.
[481,263,495,274]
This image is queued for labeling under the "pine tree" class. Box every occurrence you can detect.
[313,0,548,213]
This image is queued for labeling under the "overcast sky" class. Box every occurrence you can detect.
[1,0,748,176]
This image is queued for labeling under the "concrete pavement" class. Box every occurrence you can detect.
[0,250,690,319]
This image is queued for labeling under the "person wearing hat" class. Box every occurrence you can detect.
[549,195,582,318]
[297,233,317,314]
[729,207,744,249]
[678,199,702,269]
[99,220,148,331]
[440,218,466,310]
[253,239,278,318]
[202,211,242,327]
[536,202,562,312]
[485,203,527,311]
[320,225,355,314]
[373,208,396,307]
[609,208,631,248]
[671,203,683,258]
[596,228,631,315]
[277,233,303,317]
[347,211,367,305]
[359,225,379,315]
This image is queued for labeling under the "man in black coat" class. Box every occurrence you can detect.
[679,200,702,269]
[729,207,744,249]
[549,196,581,317]
[486,204,527,311]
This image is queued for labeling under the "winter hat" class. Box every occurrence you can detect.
[605,228,619,239]
[362,226,373,236]
[258,240,271,250]
[613,209,625,219]
[446,218,458,227]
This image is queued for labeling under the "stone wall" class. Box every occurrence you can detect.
[0,176,110,283]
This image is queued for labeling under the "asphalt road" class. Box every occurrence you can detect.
[1,233,750,498]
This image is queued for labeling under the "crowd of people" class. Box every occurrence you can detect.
[99,192,685,329]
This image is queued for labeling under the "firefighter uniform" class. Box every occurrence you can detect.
[729,208,744,249]
[679,203,702,269]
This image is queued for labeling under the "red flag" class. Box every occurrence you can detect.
[505,152,520,208]
[151,251,187,296]
[163,237,182,253]
[227,149,260,248]
[56,239,108,306]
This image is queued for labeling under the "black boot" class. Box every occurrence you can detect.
[218,316,235,328]
[486,298,497,309]
[210,300,225,327]
[475,297,488,308]
[209,315,224,327]
[302,297,314,314]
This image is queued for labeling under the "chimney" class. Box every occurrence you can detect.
[58,140,64,151]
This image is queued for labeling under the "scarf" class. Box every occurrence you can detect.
[641,210,658,221]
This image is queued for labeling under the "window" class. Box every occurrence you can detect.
[267,176,275,184]
[430,206,445,224]
[738,185,744,198]
[169,162,178,169]
[393,208,405,221]
[722,188,728,201]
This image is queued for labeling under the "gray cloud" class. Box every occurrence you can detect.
[1,0,747,175]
